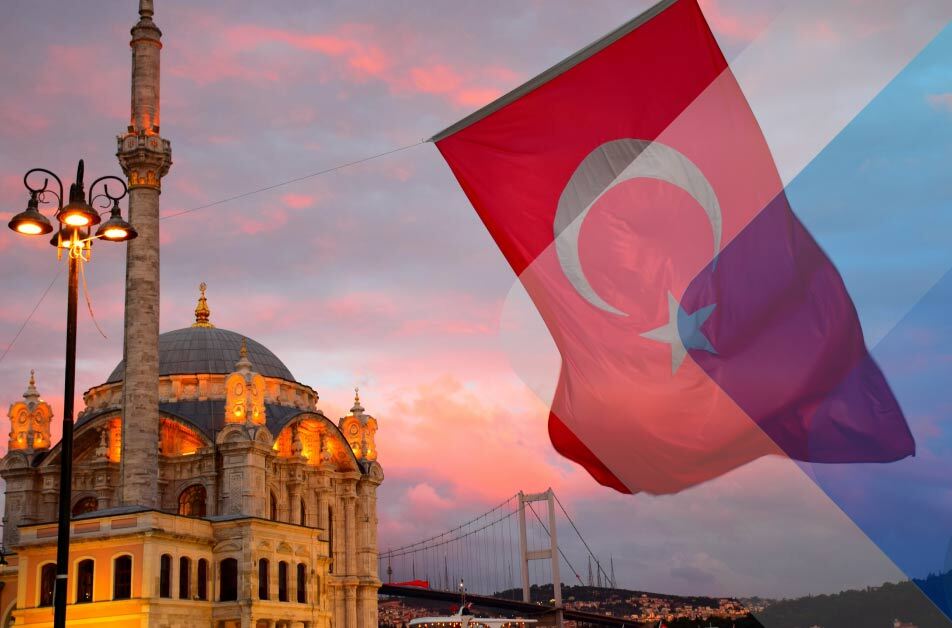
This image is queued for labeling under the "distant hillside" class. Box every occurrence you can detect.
[384,575,952,627]
[495,584,763,626]
[757,572,952,627]
[496,583,725,608]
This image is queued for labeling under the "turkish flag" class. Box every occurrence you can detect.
[434,0,914,493]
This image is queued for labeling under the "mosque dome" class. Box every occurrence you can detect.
[106,282,295,384]
[106,327,295,384]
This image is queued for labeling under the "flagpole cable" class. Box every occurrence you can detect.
[0,141,424,366]
[159,141,424,221]
[0,267,63,366]
[79,257,108,340]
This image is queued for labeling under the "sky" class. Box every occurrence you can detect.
[0,0,949,603]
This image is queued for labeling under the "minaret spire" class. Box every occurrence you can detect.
[116,0,172,509]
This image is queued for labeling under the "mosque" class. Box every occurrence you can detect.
[0,2,383,627]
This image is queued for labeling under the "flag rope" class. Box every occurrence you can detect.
[0,267,62,366]
[0,141,425,365]
[160,141,423,221]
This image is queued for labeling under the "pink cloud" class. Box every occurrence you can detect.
[326,291,398,320]
[348,47,390,77]
[408,64,509,108]
[454,88,504,108]
[378,375,570,502]
[410,65,463,94]
[396,318,494,337]
[281,193,315,209]
[234,206,289,235]
[380,162,414,182]
[36,45,126,120]
[0,103,49,137]
[928,93,952,112]
[167,52,281,87]
[698,0,772,44]
[405,483,454,511]
[219,23,391,82]
[167,11,518,109]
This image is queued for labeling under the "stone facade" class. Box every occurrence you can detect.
[0,312,384,627]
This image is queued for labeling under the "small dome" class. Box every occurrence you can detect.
[107,327,295,383]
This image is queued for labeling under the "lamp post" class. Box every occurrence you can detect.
[7,159,135,628]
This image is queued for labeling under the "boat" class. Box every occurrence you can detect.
[407,604,537,628]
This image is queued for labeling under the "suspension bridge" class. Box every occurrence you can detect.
[379,489,628,626]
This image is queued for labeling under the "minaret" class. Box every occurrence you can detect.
[116,0,172,508]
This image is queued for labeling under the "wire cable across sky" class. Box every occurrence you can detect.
[0,141,426,366]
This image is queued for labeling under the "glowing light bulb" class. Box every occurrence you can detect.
[102,227,128,240]
[62,213,91,227]
[15,222,43,235]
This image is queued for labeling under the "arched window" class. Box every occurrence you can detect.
[270,492,278,521]
[219,558,238,602]
[76,559,94,603]
[178,485,207,517]
[300,499,307,526]
[72,497,97,517]
[179,556,191,599]
[278,561,288,602]
[39,563,56,607]
[159,554,172,598]
[258,558,269,600]
[197,559,208,601]
[113,555,132,600]
[296,563,307,603]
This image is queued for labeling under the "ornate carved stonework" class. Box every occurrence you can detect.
[2,306,383,628]
[338,388,378,462]
[7,371,52,453]
[116,131,172,190]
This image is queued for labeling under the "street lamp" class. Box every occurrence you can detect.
[7,159,135,627]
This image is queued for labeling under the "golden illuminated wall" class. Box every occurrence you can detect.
[272,416,356,470]
[339,415,377,461]
[7,373,52,452]
[104,417,122,462]
[224,371,266,425]
[159,419,206,456]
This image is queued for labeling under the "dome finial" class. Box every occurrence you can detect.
[23,369,39,403]
[192,281,214,328]
[351,386,364,414]
[235,337,253,373]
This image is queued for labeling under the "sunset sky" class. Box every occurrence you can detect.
[0,0,949,602]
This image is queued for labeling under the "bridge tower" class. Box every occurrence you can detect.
[518,489,563,627]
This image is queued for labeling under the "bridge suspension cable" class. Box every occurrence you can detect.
[383,493,519,555]
[379,489,617,599]
[525,500,584,587]
[552,491,615,588]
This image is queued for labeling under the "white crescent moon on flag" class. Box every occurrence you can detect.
[554,138,722,316]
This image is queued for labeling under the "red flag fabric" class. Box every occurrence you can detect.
[433,0,911,493]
